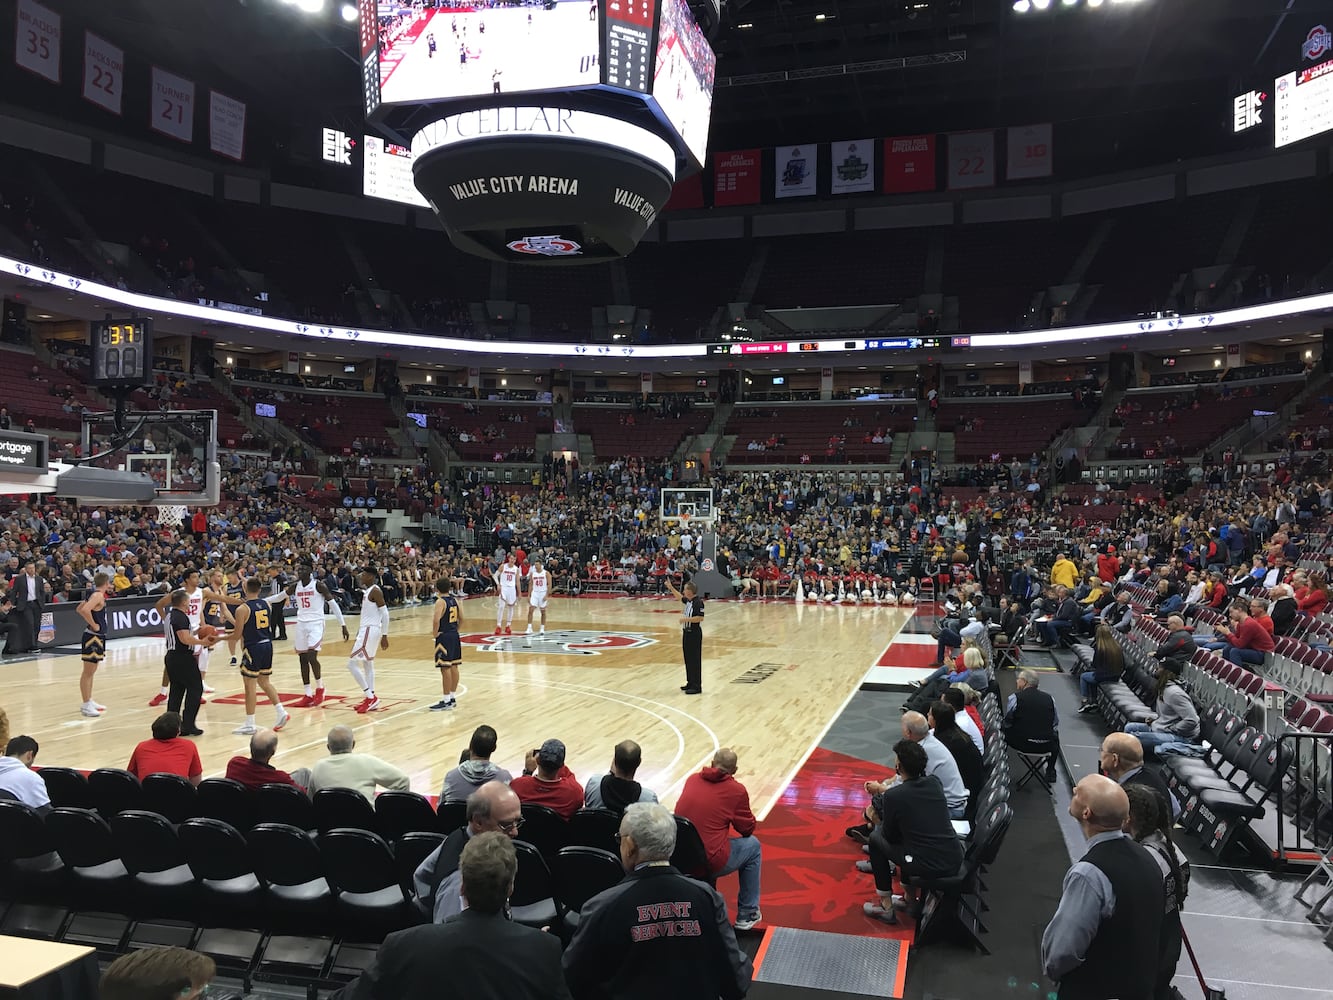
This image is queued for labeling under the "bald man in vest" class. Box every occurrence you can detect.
[1041,774,1163,1000]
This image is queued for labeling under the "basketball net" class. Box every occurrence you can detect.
[157,505,189,528]
[679,513,690,530]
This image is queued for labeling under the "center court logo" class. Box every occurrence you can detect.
[460,629,658,655]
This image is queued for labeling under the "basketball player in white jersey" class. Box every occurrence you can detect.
[347,567,390,713]
[525,558,549,635]
[148,569,244,706]
[287,561,349,707]
[495,551,520,635]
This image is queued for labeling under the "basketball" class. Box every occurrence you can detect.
[197,624,219,642]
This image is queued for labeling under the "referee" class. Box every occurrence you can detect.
[666,578,705,694]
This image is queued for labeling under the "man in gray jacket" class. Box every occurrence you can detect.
[441,724,514,803]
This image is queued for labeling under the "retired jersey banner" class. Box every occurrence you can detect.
[947,130,995,190]
[774,144,817,199]
[883,134,936,193]
[151,66,195,143]
[712,148,761,207]
[1007,123,1053,180]
[82,32,123,114]
[830,139,875,195]
[15,0,60,83]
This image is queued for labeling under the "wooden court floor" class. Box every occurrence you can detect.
[0,597,913,816]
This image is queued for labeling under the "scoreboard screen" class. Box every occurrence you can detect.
[650,0,716,167]
[603,0,656,93]
[1275,58,1333,147]
[376,0,601,105]
[363,135,430,208]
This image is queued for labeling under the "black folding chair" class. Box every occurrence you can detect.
[567,808,620,854]
[0,799,65,902]
[435,799,467,834]
[394,831,445,897]
[375,790,438,843]
[178,818,265,925]
[38,768,91,810]
[319,828,420,940]
[196,778,255,832]
[510,840,560,929]
[256,783,316,831]
[669,815,715,885]
[313,787,377,835]
[247,823,335,934]
[552,846,624,934]
[45,807,131,911]
[110,810,197,918]
[88,768,145,820]
[518,803,569,860]
[141,773,199,824]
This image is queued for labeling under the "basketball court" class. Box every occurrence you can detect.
[0,596,915,817]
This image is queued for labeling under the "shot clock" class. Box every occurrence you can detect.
[90,318,153,389]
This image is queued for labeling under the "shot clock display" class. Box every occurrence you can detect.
[90,319,153,388]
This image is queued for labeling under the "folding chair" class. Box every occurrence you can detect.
[1010,746,1055,795]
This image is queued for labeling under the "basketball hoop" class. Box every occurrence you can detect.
[156,505,189,528]
[679,513,690,529]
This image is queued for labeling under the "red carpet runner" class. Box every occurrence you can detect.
[716,747,915,942]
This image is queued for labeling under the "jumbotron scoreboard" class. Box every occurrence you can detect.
[360,0,716,263]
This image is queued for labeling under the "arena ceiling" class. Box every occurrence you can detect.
[56,0,1320,168]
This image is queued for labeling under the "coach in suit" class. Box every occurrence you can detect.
[335,832,571,1000]
[7,560,44,652]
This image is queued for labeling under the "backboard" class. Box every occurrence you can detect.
[660,487,714,526]
[81,408,221,507]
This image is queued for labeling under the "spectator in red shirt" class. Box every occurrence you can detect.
[510,738,582,820]
[224,729,310,792]
[674,748,763,931]
[126,712,203,786]
[1298,572,1329,617]
[1215,605,1275,669]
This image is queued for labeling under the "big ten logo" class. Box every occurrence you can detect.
[111,607,164,631]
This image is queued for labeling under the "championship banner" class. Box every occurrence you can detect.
[1006,123,1053,180]
[712,148,761,206]
[774,144,817,199]
[882,134,936,193]
[151,66,195,143]
[946,130,995,191]
[208,90,247,161]
[829,139,875,195]
[14,0,60,83]
[82,31,123,114]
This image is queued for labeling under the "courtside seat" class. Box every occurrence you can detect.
[0,800,66,902]
[110,810,197,919]
[1184,733,1293,858]
[247,823,336,934]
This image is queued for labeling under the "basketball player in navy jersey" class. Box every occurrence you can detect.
[229,577,291,736]
[430,578,463,711]
[75,572,113,718]
[224,567,244,667]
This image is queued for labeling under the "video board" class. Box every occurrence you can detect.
[650,0,715,166]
